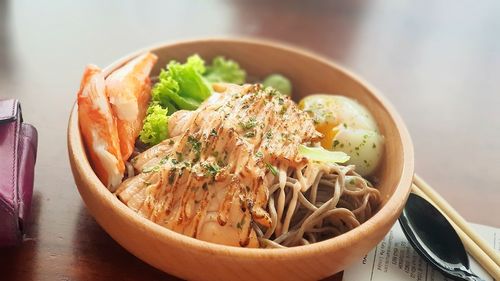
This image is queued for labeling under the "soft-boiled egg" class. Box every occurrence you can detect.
[299,94,384,176]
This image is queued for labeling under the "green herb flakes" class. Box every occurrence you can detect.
[265,162,278,176]
[239,117,258,130]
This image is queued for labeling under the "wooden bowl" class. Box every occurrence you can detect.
[68,38,414,281]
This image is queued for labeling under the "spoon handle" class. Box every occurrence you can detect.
[451,268,485,281]
[466,276,485,281]
[459,274,484,281]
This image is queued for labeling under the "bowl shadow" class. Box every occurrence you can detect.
[70,205,182,281]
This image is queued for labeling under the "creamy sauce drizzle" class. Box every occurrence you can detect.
[116,84,321,247]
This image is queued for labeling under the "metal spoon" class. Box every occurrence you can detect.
[398,193,485,281]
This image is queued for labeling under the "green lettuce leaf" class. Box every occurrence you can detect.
[204,56,246,84]
[142,54,247,146]
[151,71,179,114]
[167,55,211,102]
[139,104,169,146]
[151,54,211,112]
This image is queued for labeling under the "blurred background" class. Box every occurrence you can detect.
[0,0,499,280]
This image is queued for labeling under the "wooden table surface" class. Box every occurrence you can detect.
[1,1,499,280]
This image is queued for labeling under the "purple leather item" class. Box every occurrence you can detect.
[0,99,38,247]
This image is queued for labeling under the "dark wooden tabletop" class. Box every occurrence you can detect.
[1,1,499,280]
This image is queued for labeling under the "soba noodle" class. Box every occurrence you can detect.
[258,162,380,248]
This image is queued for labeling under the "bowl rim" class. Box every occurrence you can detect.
[68,37,414,259]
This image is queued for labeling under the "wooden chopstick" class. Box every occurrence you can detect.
[411,175,500,280]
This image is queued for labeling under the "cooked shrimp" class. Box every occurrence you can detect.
[77,65,125,190]
[106,52,158,161]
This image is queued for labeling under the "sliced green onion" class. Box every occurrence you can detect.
[298,144,350,164]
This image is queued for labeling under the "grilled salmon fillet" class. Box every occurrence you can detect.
[116,83,321,247]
